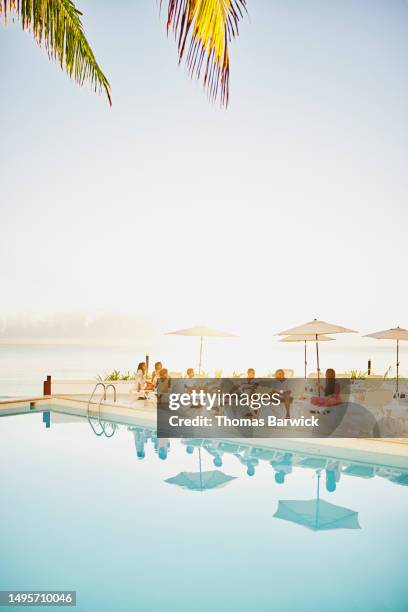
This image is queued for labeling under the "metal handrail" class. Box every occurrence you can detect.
[102,420,117,438]
[87,394,106,436]
[88,416,105,437]
[87,382,117,438]
[87,382,106,416]
[105,383,117,404]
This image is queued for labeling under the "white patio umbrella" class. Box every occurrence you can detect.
[166,325,236,374]
[364,327,408,396]
[275,319,357,392]
[280,334,335,381]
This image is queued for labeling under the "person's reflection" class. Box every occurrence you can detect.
[204,441,224,467]
[270,452,293,484]
[186,441,224,467]
[213,455,223,468]
[325,461,341,492]
[157,438,170,460]
[129,426,151,460]
[234,449,258,476]
[152,431,163,453]
[135,430,146,459]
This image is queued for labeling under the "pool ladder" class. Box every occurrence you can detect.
[87,382,117,438]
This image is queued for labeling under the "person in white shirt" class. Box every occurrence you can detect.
[134,362,147,396]
[273,369,292,418]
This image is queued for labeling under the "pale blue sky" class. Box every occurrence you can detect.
[1,0,407,343]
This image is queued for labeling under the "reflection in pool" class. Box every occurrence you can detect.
[0,409,407,612]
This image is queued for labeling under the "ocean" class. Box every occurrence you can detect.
[0,342,406,397]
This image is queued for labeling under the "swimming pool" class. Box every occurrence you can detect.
[0,405,407,612]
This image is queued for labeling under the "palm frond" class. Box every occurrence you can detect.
[164,0,247,106]
[1,0,111,105]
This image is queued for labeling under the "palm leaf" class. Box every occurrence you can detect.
[1,0,111,105]
[164,0,247,106]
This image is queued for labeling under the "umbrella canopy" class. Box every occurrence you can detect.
[364,326,408,395]
[365,327,408,341]
[279,334,335,343]
[166,325,236,338]
[279,334,336,342]
[165,470,236,491]
[276,319,356,336]
[280,334,335,381]
[273,498,361,531]
[166,325,236,373]
[276,320,357,391]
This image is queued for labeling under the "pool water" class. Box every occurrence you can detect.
[0,411,407,612]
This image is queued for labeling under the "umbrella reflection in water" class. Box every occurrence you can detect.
[273,471,361,531]
[165,447,236,492]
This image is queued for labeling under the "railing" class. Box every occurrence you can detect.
[87,382,117,438]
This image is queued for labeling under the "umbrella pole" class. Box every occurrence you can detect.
[198,447,203,491]
[315,471,321,529]
[396,339,400,396]
[304,341,307,382]
[199,336,204,374]
[316,335,321,396]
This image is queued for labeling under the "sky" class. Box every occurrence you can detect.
[1,0,407,350]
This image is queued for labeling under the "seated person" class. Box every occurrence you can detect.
[134,362,148,398]
[228,368,259,417]
[150,361,163,389]
[311,368,341,408]
[157,368,171,393]
[241,368,258,392]
[242,368,260,416]
[184,367,199,397]
[273,369,292,418]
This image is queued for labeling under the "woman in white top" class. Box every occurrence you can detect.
[135,362,147,395]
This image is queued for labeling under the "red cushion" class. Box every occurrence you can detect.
[311,394,341,407]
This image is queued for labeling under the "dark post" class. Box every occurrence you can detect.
[145,354,149,376]
[367,359,371,376]
[43,375,52,396]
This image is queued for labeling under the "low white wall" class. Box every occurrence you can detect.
[52,379,135,395]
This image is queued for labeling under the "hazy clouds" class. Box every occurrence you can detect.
[0,313,155,345]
